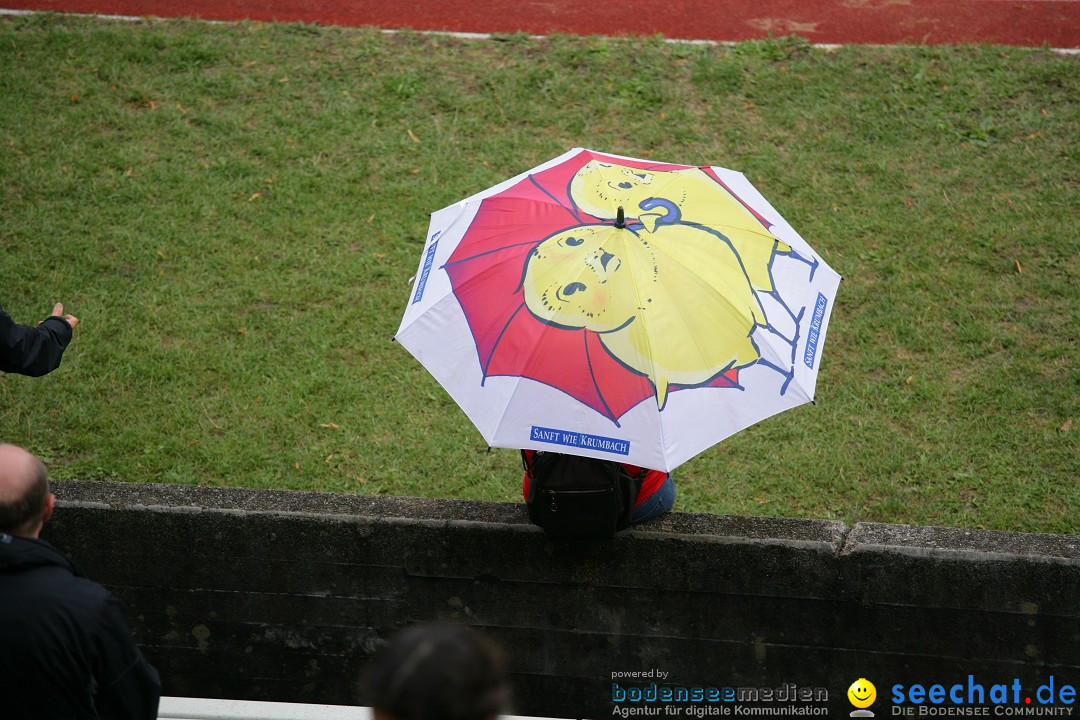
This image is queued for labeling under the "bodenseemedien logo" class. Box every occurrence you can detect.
[848,678,877,718]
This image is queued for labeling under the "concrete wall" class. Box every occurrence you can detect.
[44,481,1079,719]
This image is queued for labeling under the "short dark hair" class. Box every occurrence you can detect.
[0,455,49,534]
[363,624,508,720]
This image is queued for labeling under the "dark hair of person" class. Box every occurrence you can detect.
[363,624,509,720]
[0,455,49,535]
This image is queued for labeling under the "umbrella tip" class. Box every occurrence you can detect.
[615,206,626,229]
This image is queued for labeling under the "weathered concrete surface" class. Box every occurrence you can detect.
[44,481,1079,718]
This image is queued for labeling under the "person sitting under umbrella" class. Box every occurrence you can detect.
[521,450,675,527]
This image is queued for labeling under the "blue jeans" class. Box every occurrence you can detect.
[629,475,675,525]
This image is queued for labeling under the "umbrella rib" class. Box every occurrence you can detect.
[614,227,671,420]
[612,243,667,454]
[582,332,621,426]
[632,165,779,242]
[486,174,584,223]
[645,227,765,376]
[443,174,583,269]
[442,237,542,269]
[483,326,621,450]
[710,173,773,231]
[529,173,584,224]
[479,300,528,384]
[641,168,686,216]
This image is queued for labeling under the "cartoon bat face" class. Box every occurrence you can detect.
[522,222,766,408]
[569,160,667,216]
[570,160,789,294]
[521,225,651,334]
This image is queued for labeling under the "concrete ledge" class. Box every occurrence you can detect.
[45,481,1080,718]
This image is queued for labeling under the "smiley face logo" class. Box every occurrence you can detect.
[847,678,877,709]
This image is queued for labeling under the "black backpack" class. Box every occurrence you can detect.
[523,451,643,540]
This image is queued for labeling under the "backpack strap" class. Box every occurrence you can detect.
[626,464,648,500]
[522,450,539,504]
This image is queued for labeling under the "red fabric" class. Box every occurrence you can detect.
[521,449,667,508]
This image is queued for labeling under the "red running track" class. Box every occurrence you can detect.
[3,0,1079,47]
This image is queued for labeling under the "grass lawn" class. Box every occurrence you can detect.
[0,15,1076,534]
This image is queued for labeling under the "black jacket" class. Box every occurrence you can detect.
[0,533,160,720]
[0,303,73,376]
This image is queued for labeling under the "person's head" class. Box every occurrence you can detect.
[0,443,55,538]
[363,624,508,720]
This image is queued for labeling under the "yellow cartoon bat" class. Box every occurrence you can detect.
[521,222,766,409]
[569,160,790,294]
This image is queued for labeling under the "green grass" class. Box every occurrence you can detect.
[1,16,1076,534]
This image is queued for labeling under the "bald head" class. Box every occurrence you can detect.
[0,444,51,537]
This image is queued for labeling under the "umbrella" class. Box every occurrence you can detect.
[395,148,841,472]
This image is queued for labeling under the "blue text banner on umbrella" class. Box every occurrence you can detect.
[531,426,631,456]
[803,293,828,369]
[412,233,440,304]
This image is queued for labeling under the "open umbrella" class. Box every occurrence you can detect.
[395,148,840,472]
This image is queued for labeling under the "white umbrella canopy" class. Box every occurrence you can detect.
[396,148,841,472]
